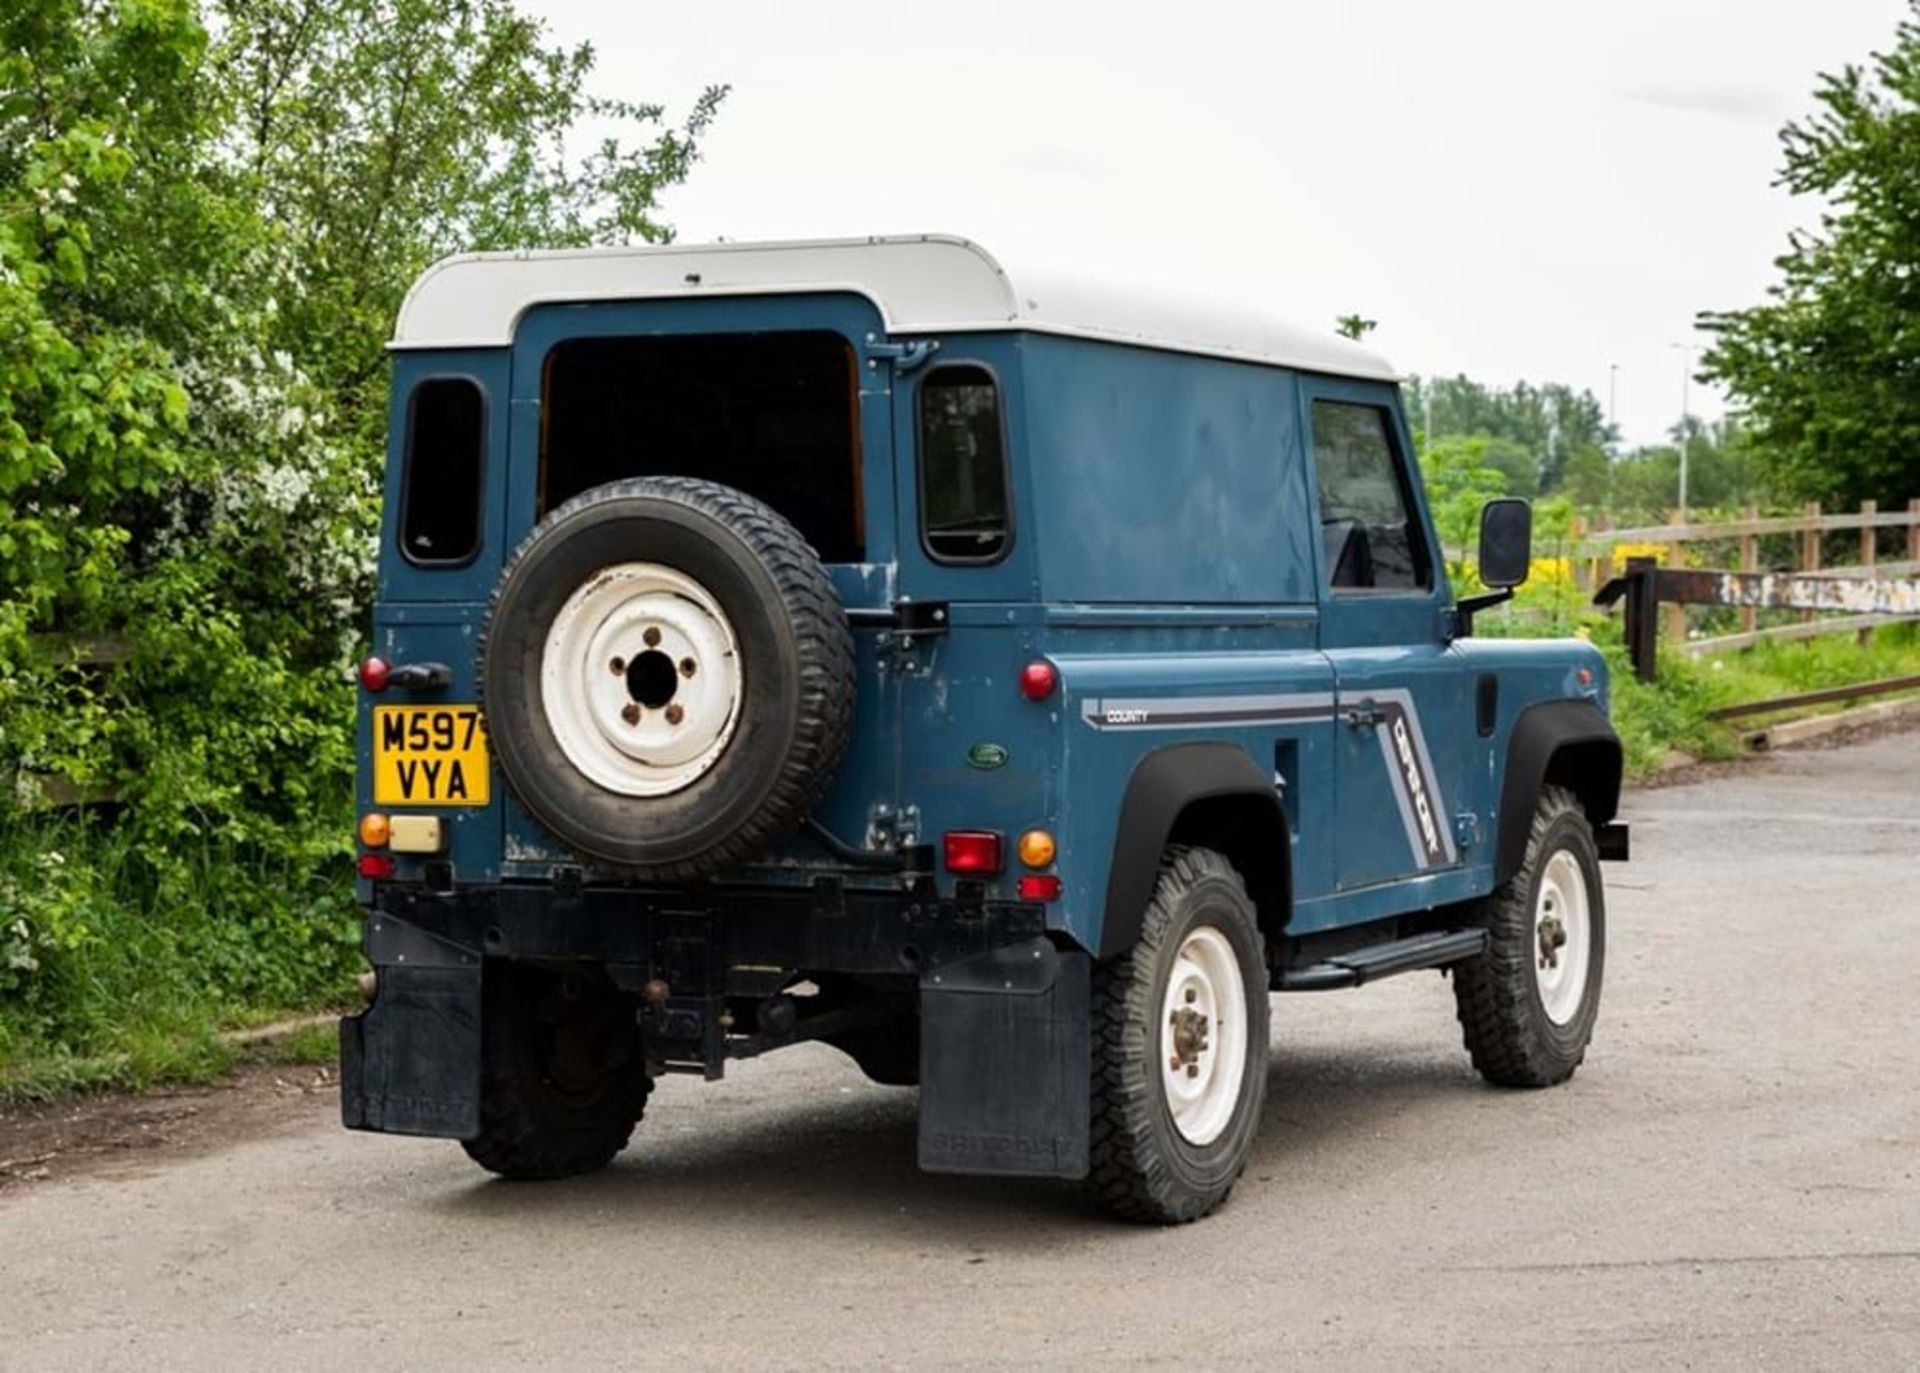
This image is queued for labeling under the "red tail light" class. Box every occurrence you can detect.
[1019,660,1058,701]
[358,657,391,692]
[943,830,1004,875]
[358,853,396,880]
[1017,874,1062,902]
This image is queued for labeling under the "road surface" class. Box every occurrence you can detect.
[5,731,1919,1369]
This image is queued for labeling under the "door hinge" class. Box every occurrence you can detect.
[863,334,939,373]
[1453,811,1482,850]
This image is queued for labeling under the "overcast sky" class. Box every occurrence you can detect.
[534,0,1909,447]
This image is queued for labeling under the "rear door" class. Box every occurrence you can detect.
[1301,380,1471,893]
[497,293,905,871]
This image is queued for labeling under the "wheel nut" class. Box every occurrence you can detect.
[1184,987,1197,1004]
[621,702,642,725]
[665,703,685,725]
[1186,1064,1199,1079]
[609,656,626,675]
[680,657,697,677]
[643,626,662,647]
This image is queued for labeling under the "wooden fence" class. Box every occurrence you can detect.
[1570,498,1920,655]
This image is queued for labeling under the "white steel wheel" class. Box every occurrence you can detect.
[1533,847,1592,1025]
[540,562,743,797]
[1160,924,1250,1147]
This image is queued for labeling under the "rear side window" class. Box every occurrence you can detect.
[1310,400,1429,592]
[400,377,485,565]
[918,365,1010,563]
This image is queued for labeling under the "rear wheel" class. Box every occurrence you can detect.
[1089,847,1269,1224]
[462,963,652,1180]
[1452,785,1606,1087]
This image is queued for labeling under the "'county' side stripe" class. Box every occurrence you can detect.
[1079,692,1337,731]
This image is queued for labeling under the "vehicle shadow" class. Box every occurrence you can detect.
[422,1033,1483,1242]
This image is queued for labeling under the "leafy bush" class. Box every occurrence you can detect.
[0,0,721,1084]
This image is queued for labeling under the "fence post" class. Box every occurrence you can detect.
[1624,556,1659,683]
[1858,499,1877,645]
[1909,498,1920,566]
[1663,507,1688,649]
[1801,500,1822,623]
[1571,514,1590,593]
[1739,503,1759,635]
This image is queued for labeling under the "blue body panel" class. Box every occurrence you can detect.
[360,295,1611,947]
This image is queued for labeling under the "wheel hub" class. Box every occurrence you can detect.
[1167,1002,1212,1076]
[1532,848,1593,1026]
[541,562,744,797]
[1160,924,1249,1147]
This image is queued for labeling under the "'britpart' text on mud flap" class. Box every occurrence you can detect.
[917,936,1091,1180]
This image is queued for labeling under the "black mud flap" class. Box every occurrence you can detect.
[917,936,1090,1180]
[340,961,483,1139]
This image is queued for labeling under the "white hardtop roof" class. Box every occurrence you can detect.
[390,234,1399,381]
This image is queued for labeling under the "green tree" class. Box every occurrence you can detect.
[1402,374,1614,491]
[1699,3,1920,510]
[1419,435,1509,582]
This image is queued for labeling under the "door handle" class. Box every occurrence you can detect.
[1344,701,1385,729]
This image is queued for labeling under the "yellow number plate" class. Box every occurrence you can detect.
[372,706,490,806]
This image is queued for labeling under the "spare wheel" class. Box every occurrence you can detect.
[480,476,855,877]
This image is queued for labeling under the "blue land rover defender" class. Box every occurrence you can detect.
[342,236,1626,1223]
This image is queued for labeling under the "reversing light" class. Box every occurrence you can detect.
[943,830,1004,875]
[357,852,396,880]
[1018,660,1058,701]
[1017,874,1063,902]
[359,813,391,848]
[1017,829,1057,868]
[358,656,391,692]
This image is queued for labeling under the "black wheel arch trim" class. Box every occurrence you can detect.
[1495,698,1623,886]
[1097,742,1290,959]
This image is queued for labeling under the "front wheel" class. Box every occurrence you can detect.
[1089,847,1270,1224]
[1452,785,1606,1087]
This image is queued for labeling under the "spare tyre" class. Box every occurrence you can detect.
[480,476,855,878]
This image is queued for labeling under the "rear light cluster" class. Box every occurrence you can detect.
[358,656,390,692]
[358,853,395,880]
[944,827,1060,902]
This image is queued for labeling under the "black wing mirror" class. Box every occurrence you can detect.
[1476,498,1533,590]
[1453,498,1533,636]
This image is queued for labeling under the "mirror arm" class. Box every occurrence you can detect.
[1452,587,1515,638]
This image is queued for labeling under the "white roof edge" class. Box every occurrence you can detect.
[390,233,1399,382]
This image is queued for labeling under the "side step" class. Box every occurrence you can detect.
[1277,928,1488,992]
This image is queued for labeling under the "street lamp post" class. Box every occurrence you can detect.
[1670,343,1695,520]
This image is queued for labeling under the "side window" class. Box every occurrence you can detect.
[918,364,1010,563]
[400,377,485,565]
[1310,400,1430,592]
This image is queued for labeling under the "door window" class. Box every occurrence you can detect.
[1310,401,1430,592]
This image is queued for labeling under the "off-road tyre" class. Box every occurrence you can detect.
[1089,846,1270,1224]
[1452,784,1605,1087]
[462,962,652,1180]
[479,476,855,878]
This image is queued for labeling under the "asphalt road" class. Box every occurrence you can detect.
[5,731,1919,1370]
